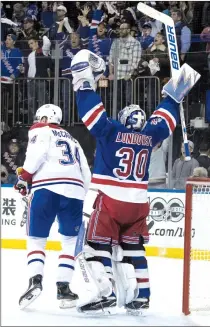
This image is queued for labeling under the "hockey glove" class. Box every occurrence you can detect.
[71,49,106,92]
[14,167,32,196]
[14,176,28,196]
[162,63,200,103]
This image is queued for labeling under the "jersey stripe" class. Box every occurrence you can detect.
[31,181,84,189]
[151,108,176,134]
[32,177,84,185]
[91,176,148,189]
[82,103,105,130]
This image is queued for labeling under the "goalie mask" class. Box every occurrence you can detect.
[118,104,146,131]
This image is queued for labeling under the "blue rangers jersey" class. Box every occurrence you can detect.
[76,90,179,203]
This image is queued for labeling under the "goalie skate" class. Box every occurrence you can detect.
[19,274,43,310]
[125,298,149,316]
[78,297,117,315]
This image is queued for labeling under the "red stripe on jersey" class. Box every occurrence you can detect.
[137,278,149,283]
[32,177,83,185]
[59,255,74,260]
[84,105,104,128]
[30,123,62,131]
[27,250,45,257]
[153,110,175,132]
[91,177,148,189]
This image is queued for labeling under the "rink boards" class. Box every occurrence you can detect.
[1,185,208,259]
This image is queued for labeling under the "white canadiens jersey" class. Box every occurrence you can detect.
[23,123,91,200]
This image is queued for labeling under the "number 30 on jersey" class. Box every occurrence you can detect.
[113,147,149,181]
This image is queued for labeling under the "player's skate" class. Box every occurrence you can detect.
[125,297,149,316]
[78,294,116,315]
[19,274,43,309]
[57,282,78,309]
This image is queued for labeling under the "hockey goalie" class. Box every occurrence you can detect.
[70,50,200,315]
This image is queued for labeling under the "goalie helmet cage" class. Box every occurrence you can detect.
[182,177,210,315]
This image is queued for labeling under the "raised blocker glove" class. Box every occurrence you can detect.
[71,49,106,92]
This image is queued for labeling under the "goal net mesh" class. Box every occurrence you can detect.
[189,181,210,312]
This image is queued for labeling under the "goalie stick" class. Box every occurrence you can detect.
[137,2,191,161]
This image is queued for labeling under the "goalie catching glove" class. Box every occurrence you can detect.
[71,49,106,92]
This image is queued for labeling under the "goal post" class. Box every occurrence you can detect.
[182,177,210,315]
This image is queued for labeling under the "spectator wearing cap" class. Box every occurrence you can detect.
[140,17,163,38]
[17,16,39,54]
[26,36,52,123]
[196,143,210,170]
[139,23,154,50]
[109,22,142,111]
[49,4,73,41]
[172,141,199,189]
[171,8,191,63]
[1,34,23,84]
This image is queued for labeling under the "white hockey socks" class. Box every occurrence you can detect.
[27,236,47,278]
[57,235,76,284]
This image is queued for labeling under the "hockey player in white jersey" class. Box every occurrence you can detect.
[14,104,91,309]
[69,50,200,315]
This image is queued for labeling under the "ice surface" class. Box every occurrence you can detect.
[1,249,209,326]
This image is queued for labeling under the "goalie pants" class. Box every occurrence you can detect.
[87,192,150,245]
[87,192,150,300]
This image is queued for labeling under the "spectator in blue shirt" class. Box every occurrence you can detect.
[139,23,154,50]
[171,8,191,63]
[1,34,23,83]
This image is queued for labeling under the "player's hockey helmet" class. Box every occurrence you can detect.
[35,104,62,124]
[118,104,146,131]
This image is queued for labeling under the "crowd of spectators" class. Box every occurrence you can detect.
[1,1,210,187]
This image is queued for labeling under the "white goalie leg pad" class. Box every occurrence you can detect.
[112,246,138,307]
[71,244,113,308]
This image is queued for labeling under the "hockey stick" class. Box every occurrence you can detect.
[137,2,191,161]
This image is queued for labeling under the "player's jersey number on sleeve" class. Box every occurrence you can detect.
[113,147,148,181]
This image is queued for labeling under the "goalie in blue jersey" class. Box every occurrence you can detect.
[70,50,200,315]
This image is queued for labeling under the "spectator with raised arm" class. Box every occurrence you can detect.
[49,4,73,41]
[56,19,81,123]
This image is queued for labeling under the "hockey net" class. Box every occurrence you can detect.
[182,178,210,315]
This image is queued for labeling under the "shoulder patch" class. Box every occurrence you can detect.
[150,117,163,125]
[30,135,37,144]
